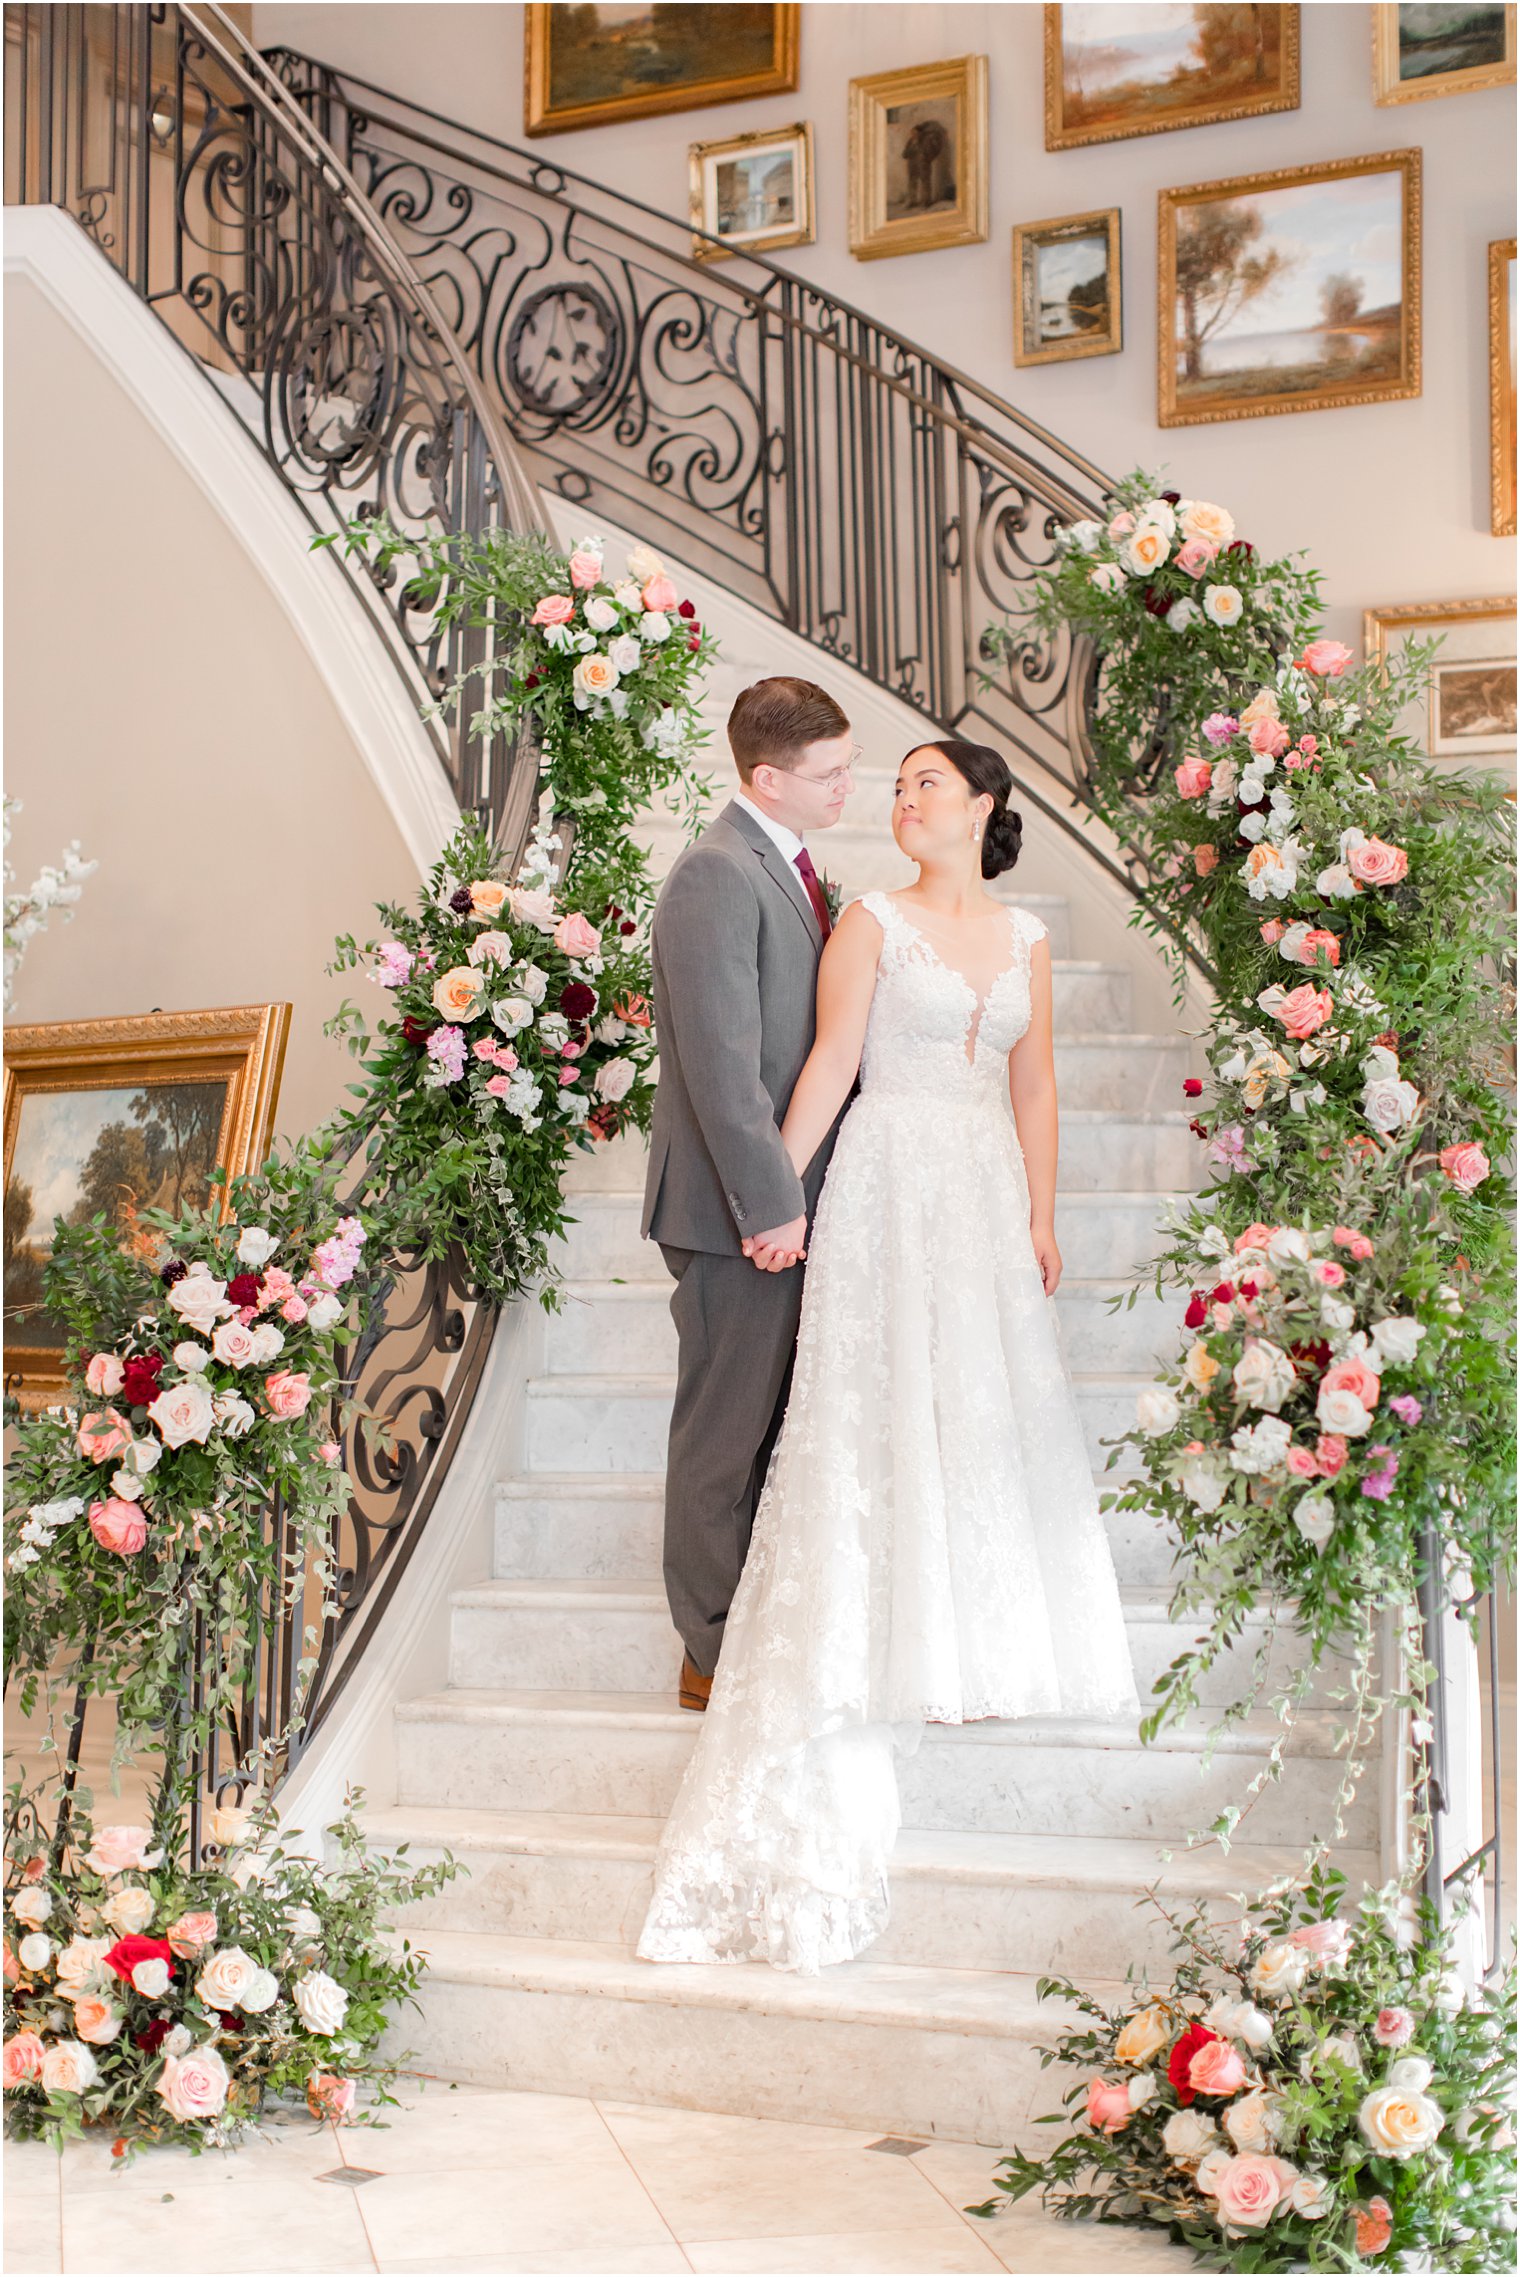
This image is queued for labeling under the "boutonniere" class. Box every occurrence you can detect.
[819,872,843,924]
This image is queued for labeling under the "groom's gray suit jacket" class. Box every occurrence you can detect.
[643,799,831,1254]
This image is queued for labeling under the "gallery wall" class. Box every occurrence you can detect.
[250,2,1516,650]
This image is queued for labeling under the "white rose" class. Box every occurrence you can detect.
[1290,2173,1332,2219]
[211,1391,255,1440]
[1224,2089,1284,2153]
[572,652,620,704]
[1231,1338,1297,1414]
[40,2040,100,2095]
[164,2024,192,2057]
[1316,1383,1373,1438]
[609,634,642,675]
[166,1273,232,1335]
[1265,1227,1311,1268]
[1179,1454,1227,1513]
[17,1932,52,1971]
[1136,499,1177,538]
[592,1057,636,1103]
[1126,2071,1157,2111]
[1090,562,1125,595]
[1250,1940,1310,1998]
[294,1969,349,2036]
[1361,1043,1400,1082]
[492,996,533,1034]
[10,1887,52,1929]
[1195,2146,1232,2195]
[236,1227,279,1268]
[1294,1492,1336,1548]
[518,964,549,1006]
[1122,526,1169,576]
[117,1435,161,1478]
[1388,2056,1434,2093]
[103,1886,155,1935]
[195,1946,264,2011]
[1207,1996,1274,2049]
[1065,518,1102,552]
[582,596,618,632]
[1316,862,1359,900]
[1203,583,1243,627]
[612,579,643,610]
[147,1376,215,1448]
[54,1937,112,1996]
[240,1967,280,2014]
[206,1802,253,1849]
[211,1319,259,1369]
[131,1957,171,1998]
[1369,1316,1426,1369]
[1168,598,1201,632]
[111,1466,142,1505]
[1363,1075,1420,1134]
[624,544,663,583]
[305,1293,343,1333]
[173,1341,210,1374]
[638,611,671,643]
[1162,2107,1219,2165]
[1136,1385,1180,1437]
[1358,2084,1444,2159]
[244,1324,283,1366]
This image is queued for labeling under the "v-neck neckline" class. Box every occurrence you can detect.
[884,894,1021,1062]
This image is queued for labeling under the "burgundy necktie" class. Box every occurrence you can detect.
[794,846,832,940]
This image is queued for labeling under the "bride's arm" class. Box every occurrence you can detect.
[778,902,881,1181]
[1008,937,1062,1294]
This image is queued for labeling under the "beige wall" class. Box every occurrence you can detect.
[252,0,1516,646]
[3,274,421,1141]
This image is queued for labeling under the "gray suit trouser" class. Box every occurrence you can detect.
[658,1243,806,1678]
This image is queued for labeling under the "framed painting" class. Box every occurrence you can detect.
[689,122,814,263]
[3,1004,289,1409]
[848,55,989,262]
[1013,207,1122,365]
[1492,238,1517,538]
[1158,149,1422,427]
[1044,3,1300,150]
[524,3,800,137]
[1364,597,1516,786]
[1373,3,1516,103]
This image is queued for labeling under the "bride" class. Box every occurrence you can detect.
[636,737,1138,1974]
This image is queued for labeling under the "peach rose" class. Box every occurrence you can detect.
[1297,640,1353,677]
[1322,1355,1381,1412]
[73,1995,121,2046]
[85,1353,125,1397]
[1175,537,1216,578]
[1247,716,1290,758]
[264,1369,313,1420]
[77,1410,131,1465]
[1346,836,1409,887]
[1085,2077,1133,2133]
[568,548,604,589]
[1358,2084,1444,2159]
[156,2044,230,2122]
[1439,1141,1490,1193]
[641,574,679,612]
[1193,844,1219,877]
[1174,758,1213,800]
[572,653,620,702]
[89,1498,149,1556]
[2,2032,44,2089]
[1270,984,1334,1039]
[1355,2197,1394,2255]
[307,2071,357,2122]
[1115,2005,1171,2066]
[165,1911,218,1959]
[103,1886,156,1936]
[432,965,485,1021]
[1123,526,1169,575]
[554,912,602,960]
[613,994,651,1026]
[1189,2038,1248,2097]
[529,593,574,626]
[1181,500,1235,549]
[469,880,508,921]
[1239,689,1280,729]
[1107,510,1136,538]
[1298,928,1341,968]
[40,2040,100,2095]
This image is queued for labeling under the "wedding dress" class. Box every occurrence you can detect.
[635,891,1139,1975]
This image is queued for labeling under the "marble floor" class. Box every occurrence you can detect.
[3,2077,1197,2277]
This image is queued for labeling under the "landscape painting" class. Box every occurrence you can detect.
[1363,596,1516,791]
[1159,151,1422,427]
[1431,656,1517,755]
[1014,208,1122,364]
[526,4,800,135]
[1374,3,1516,102]
[690,124,813,261]
[1045,3,1300,149]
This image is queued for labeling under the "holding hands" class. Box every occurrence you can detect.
[743,1215,808,1273]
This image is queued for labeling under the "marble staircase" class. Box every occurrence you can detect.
[371,871,1375,2145]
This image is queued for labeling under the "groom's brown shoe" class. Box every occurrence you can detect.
[679,1654,712,1712]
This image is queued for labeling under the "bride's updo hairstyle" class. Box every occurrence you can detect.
[917,739,1024,879]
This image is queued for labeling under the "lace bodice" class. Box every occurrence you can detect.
[856,891,1046,1107]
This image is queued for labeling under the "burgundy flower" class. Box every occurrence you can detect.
[523,669,543,689]
[159,1259,189,1289]
[1220,540,1255,563]
[225,1273,260,1309]
[1160,489,1182,506]
[104,1935,175,1986]
[1183,1078,1203,1098]
[560,982,597,1022]
[1235,792,1269,816]
[120,1354,164,1408]
[401,1015,436,1048]
[1184,1293,1209,1330]
[1188,1118,1209,1140]
[133,2017,174,2053]
[689,633,702,652]
[604,902,623,922]
[214,2011,245,2034]
[1289,1338,1332,1378]
[619,920,637,937]
[1141,585,1174,619]
[449,885,474,914]
[678,599,696,619]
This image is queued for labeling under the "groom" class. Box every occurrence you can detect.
[643,676,856,1710]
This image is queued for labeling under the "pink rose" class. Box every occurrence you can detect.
[1259,920,1284,945]
[1374,2007,1416,2047]
[1271,984,1334,1040]
[89,1498,149,1556]
[77,1410,131,1465]
[318,1441,343,1466]
[1286,1447,1319,1476]
[3,2031,45,2087]
[1439,1141,1489,1193]
[1298,640,1354,678]
[264,1369,313,1420]
[258,1268,297,1310]
[1299,929,1341,969]
[530,593,574,626]
[165,1911,218,1958]
[1314,1434,1349,1476]
[558,1065,581,1087]
[1085,2077,1133,2134]
[485,1074,513,1098]
[641,575,679,612]
[1107,511,1136,538]
[1175,537,1217,577]
[1174,757,1213,800]
[1312,1261,1346,1286]
[553,912,602,959]
[1289,1919,1352,1968]
[509,887,558,931]
[568,549,604,589]
[1189,2038,1248,2097]
[85,1353,125,1397]
[472,1038,499,1061]
[307,2072,357,2123]
[1332,1226,1374,1259]
[1210,2152,1296,2229]
[1247,717,1291,759]
[281,1295,309,1324]
[156,2044,230,2122]
[1323,1355,1380,1412]
[83,1825,162,1877]
[1193,844,1219,876]
[1347,836,1409,887]
[72,1995,121,2046]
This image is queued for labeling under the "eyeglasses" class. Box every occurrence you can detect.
[790,746,862,792]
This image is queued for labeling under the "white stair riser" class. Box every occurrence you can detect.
[494,1488,1186,1592]
[384,1970,1040,2143]
[372,1837,1263,1976]
[557,1190,1176,1283]
[394,1713,1375,1848]
[524,1377,1146,1476]
[544,1282,1179,1379]
[446,1592,1323,1710]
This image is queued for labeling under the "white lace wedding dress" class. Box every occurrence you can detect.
[635,891,1139,1974]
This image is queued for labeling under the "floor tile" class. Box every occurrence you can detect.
[57,2115,342,2196]
[355,2156,676,2263]
[685,2228,1003,2274]
[4,2193,62,2277]
[908,2137,1013,2223]
[60,2171,376,2274]
[374,2252,691,2275]
[4,2137,66,2201]
[597,2100,883,2160]
[985,2213,1195,2274]
[356,2082,622,2175]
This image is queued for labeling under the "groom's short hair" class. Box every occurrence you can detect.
[728,678,850,780]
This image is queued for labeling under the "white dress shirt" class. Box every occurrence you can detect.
[734,790,805,866]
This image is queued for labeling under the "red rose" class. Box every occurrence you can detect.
[104,1934,175,1985]
[1183,1078,1203,1098]
[1210,1282,1235,1305]
[1166,2022,1220,2105]
[619,920,637,937]
[1239,1279,1259,1300]
[226,1273,260,1309]
[120,1354,163,1408]
[401,1016,436,1048]
[560,982,597,1022]
[1142,586,1174,619]
[678,599,696,619]
[1184,1294,1208,1330]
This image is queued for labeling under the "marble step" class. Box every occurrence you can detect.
[555,1188,1178,1285]
[381,1924,1073,2141]
[394,1691,1376,1849]
[495,1474,1188,1592]
[444,1578,1326,1710]
[522,1368,1153,1478]
[364,1804,1366,1977]
[543,1275,1179,1379]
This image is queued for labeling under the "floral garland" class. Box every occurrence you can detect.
[2,1785,454,2158]
[971,1872,1515,2271]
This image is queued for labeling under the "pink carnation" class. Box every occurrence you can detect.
[1373,2007,1415,2047]
[1201,713,1239,746]
[1388,1394,1423,1427]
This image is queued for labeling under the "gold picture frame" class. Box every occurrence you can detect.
[3,1004,289,1409]
[1013,206,1122,366]
[848,55,989,263]
[524,3,800,137]
[689,122,815,264]
[1044,3,1300,150]
[1363,596,1516,786]
[1491,238,1517,538]
[1373,3,1516,104]
[1158,149,1422,429]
